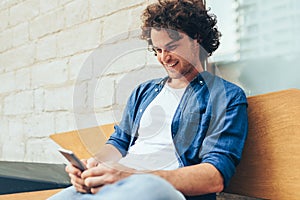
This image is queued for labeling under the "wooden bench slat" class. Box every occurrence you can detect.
[0,189,62,200]
[225,89,300,199]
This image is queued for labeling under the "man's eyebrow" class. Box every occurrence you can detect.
[165,39,178,47]
[152,39,178,49]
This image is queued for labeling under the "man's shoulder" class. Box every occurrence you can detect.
[201,72,247,104]
[135,77,166,90]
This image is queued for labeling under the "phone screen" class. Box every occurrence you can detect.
[58,148,87,171]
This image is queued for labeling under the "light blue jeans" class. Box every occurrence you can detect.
[48,174,186,200]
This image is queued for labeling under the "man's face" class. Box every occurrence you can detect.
[150,29,202,83]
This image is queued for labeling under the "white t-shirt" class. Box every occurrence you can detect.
[118,83,186,170]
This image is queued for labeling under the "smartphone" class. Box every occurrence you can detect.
[58,148,87,171]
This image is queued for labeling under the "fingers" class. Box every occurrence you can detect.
[66,163,82,176]
[84,175,107,188]
[66,163,92,193]
[82,165,117,188]
[81,159,88,165]
[67,162,134,193]
[69,173,85,185]
[70,178,91,193]
[90,186,102,194]
[86,157,99,168]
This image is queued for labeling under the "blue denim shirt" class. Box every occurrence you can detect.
[107,71,248,199]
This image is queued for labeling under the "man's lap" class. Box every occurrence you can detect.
[47,174,186,200]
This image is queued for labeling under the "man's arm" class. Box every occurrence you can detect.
[152,163,224,196]
[82,161,223,196]
[93,144,123,163]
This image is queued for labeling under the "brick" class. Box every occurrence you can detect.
[0,118,9,158]
[54,111,76,133]
[36,35,57,61]
[9,0,40,26]
[8,118,25,143]
[91,76,115,109]
[0,71,16,93]
[0,0,23,10]
[15,67,31,91]
[24,112,55,137]
[68,51,93,81]
[57,20,100,57]
[2,141,25,161]
[95,109,120,126]
[0,43,35,71]
[129,6,145,30]
[114,67,165,105]
[102,10,131,43]
[12,22,29,47]
[59,0,73,6]
[24,138,64,163]
[0,99,2,114]
[90,0,144,20]
[0,9,9,32]
[4,91,34,115]
[0,28,12,52]
[31,59,68,87]
[73,81,88,112]
[29,8,64,40]
[34,88,45,112]
[44,85,74,111]
[0,64,5,73]
[93,37,148,74]
[72,113,100,129]
[65,0,88,28]
[40,0,59,14]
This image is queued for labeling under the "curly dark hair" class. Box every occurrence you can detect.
[141,0,221,63]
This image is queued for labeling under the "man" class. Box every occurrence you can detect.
[49,0,248,199]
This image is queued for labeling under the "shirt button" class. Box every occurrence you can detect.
[155,88,158,92]
[199,81,204,85]
[139,109,143,113]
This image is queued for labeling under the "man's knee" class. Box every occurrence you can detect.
[129,174,172,188]
[106,174,185,200]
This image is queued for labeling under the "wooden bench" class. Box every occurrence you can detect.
[2,89,300,200]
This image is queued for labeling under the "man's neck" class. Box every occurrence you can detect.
[167,78,189,89]
[167,65,203,89]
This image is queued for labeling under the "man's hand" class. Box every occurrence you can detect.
[81,162,136,194]
[65,158,99,193]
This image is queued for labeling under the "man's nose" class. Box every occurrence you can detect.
[161,50,171,63]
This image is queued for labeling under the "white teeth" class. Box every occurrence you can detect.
[165,62,178,67]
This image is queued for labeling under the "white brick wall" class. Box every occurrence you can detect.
[9,0,40,26]
[64,0,89,28]
[0,9,9,32]
[0,44,36,71]
[40,0,59,14]
[0,28,12,52]
[29,8,65,40]
[4,91,34,115]
[36,35,57,61]
[56,20,101,57]
[0,71,16,93]
[12,22,29,47]
[31,60,68,87]
[0,0,159,163]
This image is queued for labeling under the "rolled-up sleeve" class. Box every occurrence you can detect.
[199,90,248,187]
[106,86,138,157]
[106,124,132,157]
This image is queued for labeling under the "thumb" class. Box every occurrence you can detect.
[86,157,99,168]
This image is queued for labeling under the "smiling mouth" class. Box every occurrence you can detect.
[164,61,179,68]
